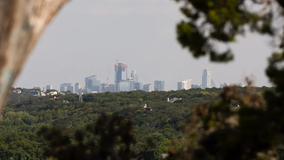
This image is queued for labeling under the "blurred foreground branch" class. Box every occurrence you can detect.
[0,0,69,114]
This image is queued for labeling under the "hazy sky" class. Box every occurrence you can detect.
[15,0,273,91]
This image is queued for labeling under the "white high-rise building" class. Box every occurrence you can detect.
[202,69,212,89]
[75,83,83,94]
[177,79,191,90]
[130,70,138,82]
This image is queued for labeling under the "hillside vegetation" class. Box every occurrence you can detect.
[0,87,268,159]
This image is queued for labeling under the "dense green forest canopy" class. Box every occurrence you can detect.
[0,87,268,159]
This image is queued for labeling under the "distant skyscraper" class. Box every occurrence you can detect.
[130,70,138,82]
[105,84,116,92]
[115,63,128,92]
[46,85,52,90]
[202,69,212,89]
[75,83,83,94]
[154,80,165,91]
[134,82,143,90]
[118,81,130,92]
[100,83,108,93]
[129,77,134,91]
[143,84,152,92]
[191,84,202,89]
[177,79,191,90]
[68,84,73,93]
[60,83,73,93]
[85,75,101,93]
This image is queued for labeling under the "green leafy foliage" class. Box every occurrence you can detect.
[163,1,284,160]
[38,113,135,160]
[175,0,283,62]
[0,88,235,159]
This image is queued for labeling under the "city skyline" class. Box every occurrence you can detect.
[16,59,248,92]
[18,60,259,91]
[14,0,272,90]
[34,63,244,94]
[68,64,208,93]
[18,61,247,93]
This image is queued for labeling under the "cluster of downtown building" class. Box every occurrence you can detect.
[59,63,165,94]
[57,64,244,94]
[177,69,244,90]
[177,68,214,90]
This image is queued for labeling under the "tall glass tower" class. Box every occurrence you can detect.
[85,75,101,93]
[130,70,138,82]
[154,80,165,91]
[115,63,128,92]
[60,83,73,93]
[202,69,212,89]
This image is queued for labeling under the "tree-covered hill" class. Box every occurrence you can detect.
[0,87,268,159]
